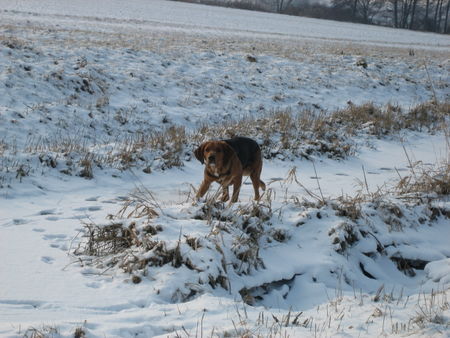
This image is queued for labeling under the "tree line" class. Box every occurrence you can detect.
[172,0,449,33]
[329,0,449,33]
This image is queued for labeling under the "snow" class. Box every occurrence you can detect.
[1,0,450,337]
[1,0,449,50]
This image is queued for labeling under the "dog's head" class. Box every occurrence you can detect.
[194,141,234,169]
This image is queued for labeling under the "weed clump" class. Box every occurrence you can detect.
[74,182,287,301]
[334,101,449,136]
[395,161,450,198]
[2,101,448,185]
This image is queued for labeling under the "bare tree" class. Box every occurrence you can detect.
[409,0,418,28]
[274,0,294,12]
[358,0,385,23]
[433,0,442,30]
[180,0,449,33]
[332,0,360,20]
[444,0,450,32]
[332,0,386,23]
[392,0,399,27]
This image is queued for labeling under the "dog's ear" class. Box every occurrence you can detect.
[194,143,207,164]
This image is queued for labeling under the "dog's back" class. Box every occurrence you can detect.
[224,137,260,169]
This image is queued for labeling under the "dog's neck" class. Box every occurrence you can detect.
[206,163,231,180]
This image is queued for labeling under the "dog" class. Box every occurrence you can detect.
[194,136,266,203]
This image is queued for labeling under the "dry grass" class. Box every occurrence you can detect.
[409,289,449,330]
[4,19,450,62]
[195,108,355,160]
[77,221,142,257]
[395,154,450,199]
[74,181,281,298]
[334,101,449,136]
[2,100,448,184]
[22,325,59,338]
[116,185,161,219]
[187,284,449,337]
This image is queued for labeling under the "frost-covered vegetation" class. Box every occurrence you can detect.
[1,1,449,337]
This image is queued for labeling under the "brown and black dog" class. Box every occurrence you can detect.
[194,136,266,203]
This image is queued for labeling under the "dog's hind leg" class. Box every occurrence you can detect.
[230,176,242,203]
[260,179,266,191]
[250,172,265,200]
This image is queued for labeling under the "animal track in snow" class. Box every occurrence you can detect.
[86,282,101,289]
[74,206,102,212]
[42,233,69,250]
[43,234,67,240]
[41,256,55,264]
[12,219,29,225]
[85,196,99,201]
[101,199,118,204]
[38,209,57,216]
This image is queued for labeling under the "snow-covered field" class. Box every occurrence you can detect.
[1,0,449,337]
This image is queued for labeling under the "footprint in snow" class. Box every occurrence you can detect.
[71,214,91,220]
[38,209,56,216]
[2,219,30,227]
[33,228,46,232]
[86,282,101,289]
[46,216,60,221]
[0,300,44,309]
[85,196,99,201]
[13,219,29,225]
[101,199,118,204]
[43,234,67,240]
[74,206,102,212]
[41,256,55,264]
[381,167,408,172]
[43,234,69,251]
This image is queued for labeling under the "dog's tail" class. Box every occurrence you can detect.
[260,180,266,191]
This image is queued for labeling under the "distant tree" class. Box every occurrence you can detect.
[331,0,359,21]
[332,0,385,23]
[444,0,450,32]
[172,0,449,33]
[424,0,432,29]
[391,0,399,27]
[274,0,295,12]
[433,0,440,29]
[358,0,385,23]
[399,0,416,27]
[409,0,418,28]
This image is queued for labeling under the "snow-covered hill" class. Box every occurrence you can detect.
[0,1,449,337]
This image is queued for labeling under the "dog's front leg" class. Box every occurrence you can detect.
[221,185,230,202]
[230,176,242,203]
[197,179,212,199]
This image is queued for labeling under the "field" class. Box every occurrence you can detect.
[1,0,450,337]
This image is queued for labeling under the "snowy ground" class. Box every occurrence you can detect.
[1,1,450,337]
